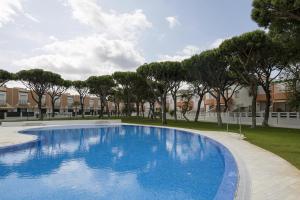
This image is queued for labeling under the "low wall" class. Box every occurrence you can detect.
[167,112,300,129]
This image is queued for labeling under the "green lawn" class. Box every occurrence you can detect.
[121,117,300,170]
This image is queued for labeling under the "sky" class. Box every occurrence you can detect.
[0,0,258,83]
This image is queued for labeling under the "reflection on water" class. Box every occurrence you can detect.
[0,125,225,200]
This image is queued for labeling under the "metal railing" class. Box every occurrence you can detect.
[166,111,300,129]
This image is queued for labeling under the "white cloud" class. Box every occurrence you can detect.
[13,0,152,80]
[49,35,58,41]
[209,38,227,49]
[165,16,180,29]
[0,0,40,27]
[158,38,229,62]
[14,34,146,80]
[24,13,40,23]
[66,0,152,40]
[0,0,23,27]
[159,45,201,61]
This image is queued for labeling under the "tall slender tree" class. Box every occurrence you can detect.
[137,62,180,125]
[48,75,71,117]
[131,74,150,117]
[72,80,89,118]
[168,62,185,121]
[109,88,123,117]
[17,69,54,120]
[113,72,136,116]
[194,49,236,127]
[182,56,210,122]
[179,88,194,121]
[87,75,115,118]
[220,30,285,127]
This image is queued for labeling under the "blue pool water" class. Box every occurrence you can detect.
[0,125,237,200]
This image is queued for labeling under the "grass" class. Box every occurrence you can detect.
[121,117,300,170]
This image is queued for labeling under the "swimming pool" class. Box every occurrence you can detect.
[0,125,238,200]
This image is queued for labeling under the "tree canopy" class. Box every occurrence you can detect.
[192,49,235,126]
[252,0,300,57]
[182,56,210,122]
[87,75,115,118]
[47,75,71,117]
[113,71,138,116]
[137,61,184,125]
[72,80,89,118]
[0,69,13,87]
[16,69,59,120]
[220,30,287,127]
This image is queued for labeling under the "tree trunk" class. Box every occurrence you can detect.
[149,101,155,119]
[194,95,203,122]
[114,103,118,117]
[262,86,271,127]
[148,103,151,118]
[141,102,145,118]
[161,93,167,125]
[136,102,140,117]
[117,103,120,118]
[51,99,55,118]
[251,85,257,128]
[216,92,222,126]
[183,111,190,121]
[106,101,110,117]
[80,96,84,118]
[223,99,229,112]
[99,98,104,118]
[172,93,177,121]
[153,102,156,119]
[126,95,130,117]
[148,102,154,119]
[38,96,43,120]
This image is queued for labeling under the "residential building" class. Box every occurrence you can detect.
[203,82,293,112]
[0,86,102,118]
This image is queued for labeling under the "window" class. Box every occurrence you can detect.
[89,99,94,108]
[67,96,73,106]
[55,97,61,106]
[19,92,28,105]
[276,83,287,93]
[42,95,46,104]
[235,91,239,98]
[0,91,6,105]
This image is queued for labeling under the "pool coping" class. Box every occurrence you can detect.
[1,121,300,199]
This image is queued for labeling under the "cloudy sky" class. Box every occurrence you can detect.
[0,0,258,81]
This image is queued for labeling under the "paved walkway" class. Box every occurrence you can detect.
[0,126,37,148]
[0,121,300,200]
